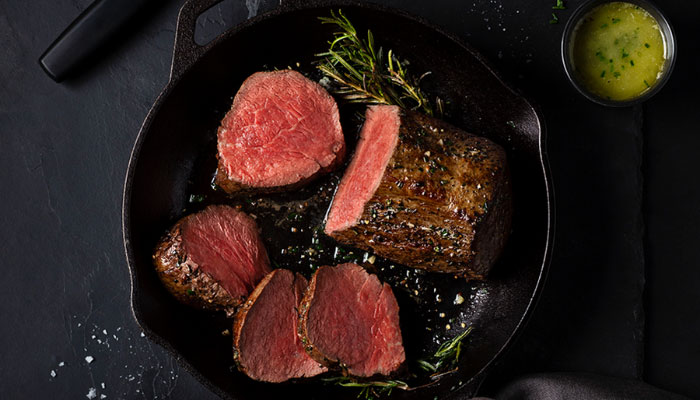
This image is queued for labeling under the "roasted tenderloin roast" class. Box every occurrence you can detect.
[215,70,345,193]
[232,269,327,382]
[298,263,405,377]
[325,105,512,279]
[153,205,271,315]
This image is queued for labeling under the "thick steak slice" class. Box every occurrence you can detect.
[215,70,345,193]
[233,269,326,382]
[325,105,512,278]
[298,263,405,377]
[153,205,271,315]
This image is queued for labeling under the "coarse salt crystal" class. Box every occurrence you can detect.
[86,388,97,399]
[85,356,94,364]
[50,370,56,378]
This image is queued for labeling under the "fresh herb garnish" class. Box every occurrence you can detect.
[612,17,621,24]
[552,0,566,10]
[317,10,441,116]
[188,194,205,203]
[549,13,559,24]
[418,326,473,373]
[323,376,409,399]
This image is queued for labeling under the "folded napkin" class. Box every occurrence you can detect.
[475,373,689,400]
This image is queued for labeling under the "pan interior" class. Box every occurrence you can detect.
[125,5,549,399]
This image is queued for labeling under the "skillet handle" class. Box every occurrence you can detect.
[278,0,312,10]
[170,0,224,80]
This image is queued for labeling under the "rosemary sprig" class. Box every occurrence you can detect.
[417,326,473,373]
[323,376,409,399]
[317,10,440,116]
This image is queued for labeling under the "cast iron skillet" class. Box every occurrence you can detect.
[122,0,554,398]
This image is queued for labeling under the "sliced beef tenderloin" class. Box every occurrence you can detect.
[298,263,405,377]
[325,105,512,279]
[215,70,345,193]
[233,269,326,382]
[153,205,271,315]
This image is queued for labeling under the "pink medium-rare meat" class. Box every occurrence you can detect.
[233,269,326,382]
[215,70,345,193]
[325,105,512,278]
[298,263,405,377]
[153,205,271,315]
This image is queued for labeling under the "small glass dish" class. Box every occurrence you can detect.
[561,0,677,107]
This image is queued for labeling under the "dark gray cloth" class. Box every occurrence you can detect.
[485,373,691,400]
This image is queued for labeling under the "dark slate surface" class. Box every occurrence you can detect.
[0,0,697,398]
[642,1,700,396]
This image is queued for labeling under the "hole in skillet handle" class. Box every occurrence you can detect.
[194,0,247,46]
[170,0,227,81]
[172,0,295,81]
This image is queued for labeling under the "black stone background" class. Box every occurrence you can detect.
[1,0,698,398]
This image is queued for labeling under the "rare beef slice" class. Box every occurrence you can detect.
[215,70,345,193]
[233,269,326,382]
[298,263,405,377]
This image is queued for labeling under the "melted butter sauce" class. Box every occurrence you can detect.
[571,2,666,101]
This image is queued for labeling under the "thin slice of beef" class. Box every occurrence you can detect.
[153,205,271,315]
[233,269,326,382]
[325,105,512,278]
[298,263,405,377]
[215,70,345,193]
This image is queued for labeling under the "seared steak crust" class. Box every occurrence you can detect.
[326,107,511,278]
[153,217,240,315]
[153,205,271,316]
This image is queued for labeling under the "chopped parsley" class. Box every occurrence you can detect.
[188,194,205,203]
[552,0,565,10]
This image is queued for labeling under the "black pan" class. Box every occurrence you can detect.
[122,0,554,398]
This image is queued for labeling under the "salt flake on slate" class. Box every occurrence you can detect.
[85,356,94,364]
[50,370,56,378]
[86,388,97,399]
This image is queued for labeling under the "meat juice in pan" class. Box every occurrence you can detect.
[183,113,490,370]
